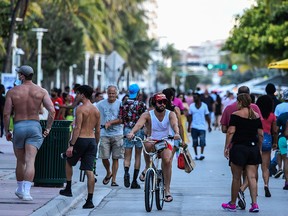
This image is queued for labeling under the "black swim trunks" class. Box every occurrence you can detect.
[67,138,97,171]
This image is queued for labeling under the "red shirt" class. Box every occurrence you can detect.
[52,97,64,120]
[261,113,276,134]
[220,102,262,127]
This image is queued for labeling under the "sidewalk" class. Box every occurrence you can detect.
[1,129,288,216]
[0,137,106,216]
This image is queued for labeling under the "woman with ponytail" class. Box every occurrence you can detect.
[222,93,263,213]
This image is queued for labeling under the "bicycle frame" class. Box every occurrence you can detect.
[131,135,173,212]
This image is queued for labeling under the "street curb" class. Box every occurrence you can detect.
[30,181,86,216]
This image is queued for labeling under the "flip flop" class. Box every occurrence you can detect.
[139,171,145,182]
[102,174,112,185]
[111,182,119,186]
[164,195,173,202]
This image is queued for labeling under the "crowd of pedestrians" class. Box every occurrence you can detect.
[2,64,288,212]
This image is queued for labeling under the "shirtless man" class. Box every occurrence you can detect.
[3,65,55,201]
[127,93,181,202]
[59,85,100,209]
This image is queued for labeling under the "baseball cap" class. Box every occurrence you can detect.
[128,84,140,99]
[154,93,167,101]
[15,65,34,76]
[282,89,288,100]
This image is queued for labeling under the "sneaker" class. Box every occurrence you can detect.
[124,173,130,188]
[130,181,141,189]
[274,169,283,178]
[15,190,24,199]
[199,155,205,160]
[195,156,200,160]
[59,188,72,197]
[283,183,288,190]
[264,186,271,197]
[82,199,94,209]
[222,202,236,212]
[22,181,33,201]
[237,190,246,210]
[249,203,259,213]
[22,193,33,201]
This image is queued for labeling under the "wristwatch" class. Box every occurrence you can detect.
[69,141,74,147]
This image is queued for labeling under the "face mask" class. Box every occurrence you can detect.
[14,79,22,86]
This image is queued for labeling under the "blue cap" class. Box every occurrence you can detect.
[128,84,140,99]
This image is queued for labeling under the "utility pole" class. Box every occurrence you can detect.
[32,28,48,86]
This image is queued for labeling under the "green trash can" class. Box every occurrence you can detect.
[34,120,72,187]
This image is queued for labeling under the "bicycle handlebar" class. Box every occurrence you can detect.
[123,135,174,142]
[123,135,175,156]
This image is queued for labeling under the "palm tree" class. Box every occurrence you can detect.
[113,1,155,87]
[51,0,111,53]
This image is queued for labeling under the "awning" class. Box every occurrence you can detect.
[268,59,288,69]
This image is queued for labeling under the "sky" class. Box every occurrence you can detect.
[156,0,254,49]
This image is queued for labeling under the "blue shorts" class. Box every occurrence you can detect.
[13,120,43,150]
[278,136,287,155]
[262,132,272,152]
[123,127,144,149]
[191,128,206,147]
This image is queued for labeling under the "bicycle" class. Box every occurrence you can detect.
[129,135,174,212]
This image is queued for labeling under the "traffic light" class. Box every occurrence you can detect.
[207,64,214,70]
[218,70,224,77]
[231,64,238,71]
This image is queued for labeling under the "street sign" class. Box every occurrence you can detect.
[105,51,125,71]
[105,51,125,84]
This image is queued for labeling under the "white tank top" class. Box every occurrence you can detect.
[149,110,174,145]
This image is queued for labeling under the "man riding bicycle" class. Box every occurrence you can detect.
[127,93,181,202]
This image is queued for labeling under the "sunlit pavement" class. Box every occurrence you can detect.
[1,129,287,216]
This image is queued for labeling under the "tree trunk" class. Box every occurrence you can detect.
[2,0,23,73]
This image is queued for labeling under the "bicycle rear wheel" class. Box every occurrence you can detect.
[155,169,165,210]
[144,169,154,212]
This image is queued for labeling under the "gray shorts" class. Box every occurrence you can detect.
[98,135,124,159]
[13,120,43,150]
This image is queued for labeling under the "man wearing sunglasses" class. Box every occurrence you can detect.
[127,93,181,203]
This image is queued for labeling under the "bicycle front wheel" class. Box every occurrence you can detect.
[155,169,165,210]
[144,169,154,212]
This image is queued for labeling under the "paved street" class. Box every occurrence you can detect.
[64,129,288,216]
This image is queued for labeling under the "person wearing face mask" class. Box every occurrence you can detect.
[50,87,64,120]
[3,65,55,201]
[126,93,181,203]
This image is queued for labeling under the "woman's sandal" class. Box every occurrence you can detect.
[139,171,145,182]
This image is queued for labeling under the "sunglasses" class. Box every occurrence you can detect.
[156,100,167,105]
